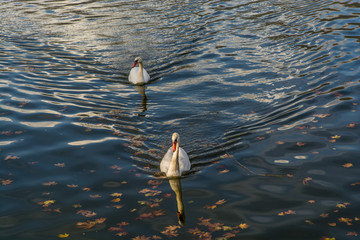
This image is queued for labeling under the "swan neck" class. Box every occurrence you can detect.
[168,143,180,176]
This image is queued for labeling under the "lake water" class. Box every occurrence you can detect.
[1,0,360,239]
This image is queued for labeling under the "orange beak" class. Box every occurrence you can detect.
[132,61,137,68]
[172,140,177,152]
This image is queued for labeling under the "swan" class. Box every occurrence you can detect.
[160,133,191,177]
[128,57,150,85]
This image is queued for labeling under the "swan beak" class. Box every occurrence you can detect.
[132,61,137,68]
[172,140,177,152]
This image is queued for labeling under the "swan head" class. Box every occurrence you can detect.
[172,132,180,152]
[132,56,143,68]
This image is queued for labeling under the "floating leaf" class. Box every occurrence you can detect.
[4,155,20,161]
[77,210,97,218]
[239,223,249,229]
[296,142,305,147]
[42,181,58,186]
[132,235,150,240]
[331,135,341,139]
[1,179,13,186]
[303,177,312,185]
[54,163,65,167]
[342,163,353,168]
[58,233,69,238]
[161,225,181,237]
[110,192,123,197]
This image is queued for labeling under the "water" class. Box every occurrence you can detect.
[1,0,359,239]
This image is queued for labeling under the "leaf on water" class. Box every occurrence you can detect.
[1,179,13,186]
[339,217,353,225]
[305,220,314,224]
[313,113,330,118]
[77,218,106,229]
[110,165,122,171]
[77,210,97,218]
[278,210,296,216]
[218,169,230,174]
[136,210,165,220]
[110,192,123,197]
[139,188,162,197]
[346,123,356,128]
[73,204,82,208]
[132,235,150,240]
[220,154,233,159]
[347,232,358,236]
[320,237,335,240]
[239,223,249,229]
[336,203,346,209]
[331,135,341,139]
[307,200,316,204]
[111,198,121,203]
[320,213,329,218]
[90,194,102,199]
[58,233,69,238]
[4,155,20,161]
[296,142,305,147]
[215,199,226,205]
[67,184,78,188]
[42,181,58,186]
[54,163,65,167]
[161,225,181,237]
[42,200,55,207]
[147,180,162,188]
[276,141,285,144]
[342,163,353,168]
[328,223,336,227]
[303,177,312,185]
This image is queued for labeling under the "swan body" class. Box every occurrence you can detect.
[128,57,150,85]
[160,133,191,177]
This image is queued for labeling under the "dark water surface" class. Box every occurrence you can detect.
[1,0,360,239]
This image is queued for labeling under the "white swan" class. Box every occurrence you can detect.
[160,133,191,177]
[128,57,150,85]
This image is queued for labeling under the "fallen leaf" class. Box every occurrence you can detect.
[1,179,13,186]
[342,163,353,168]
[303,177,312,185]
[77,210,97,218]
[328,223,336,227]
[239,223,249,229]
[42,181,58,186]
[331,135,341,139]
[58,233,69,238]
[54,163,65,167]
[296,142,305,147]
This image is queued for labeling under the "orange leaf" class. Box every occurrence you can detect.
[342,163,353,168]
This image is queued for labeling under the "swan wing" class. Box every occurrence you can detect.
[179,147,191,174]
[142,68,150,83]
[128,67,139,84]
[160,147,173,173]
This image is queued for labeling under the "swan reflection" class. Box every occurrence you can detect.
[135,85,147,112]
[168,177,186,226]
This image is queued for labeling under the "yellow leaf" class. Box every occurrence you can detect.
[336,203,346,209]
[110,192,123,197]
[331,135,341,139]
[111,198,121,203]
[222,226,232,231]
[239,223,249,229]
[58,233,69,238]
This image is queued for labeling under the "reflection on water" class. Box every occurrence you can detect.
[0,0,360,239]
[168,178,186,226]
